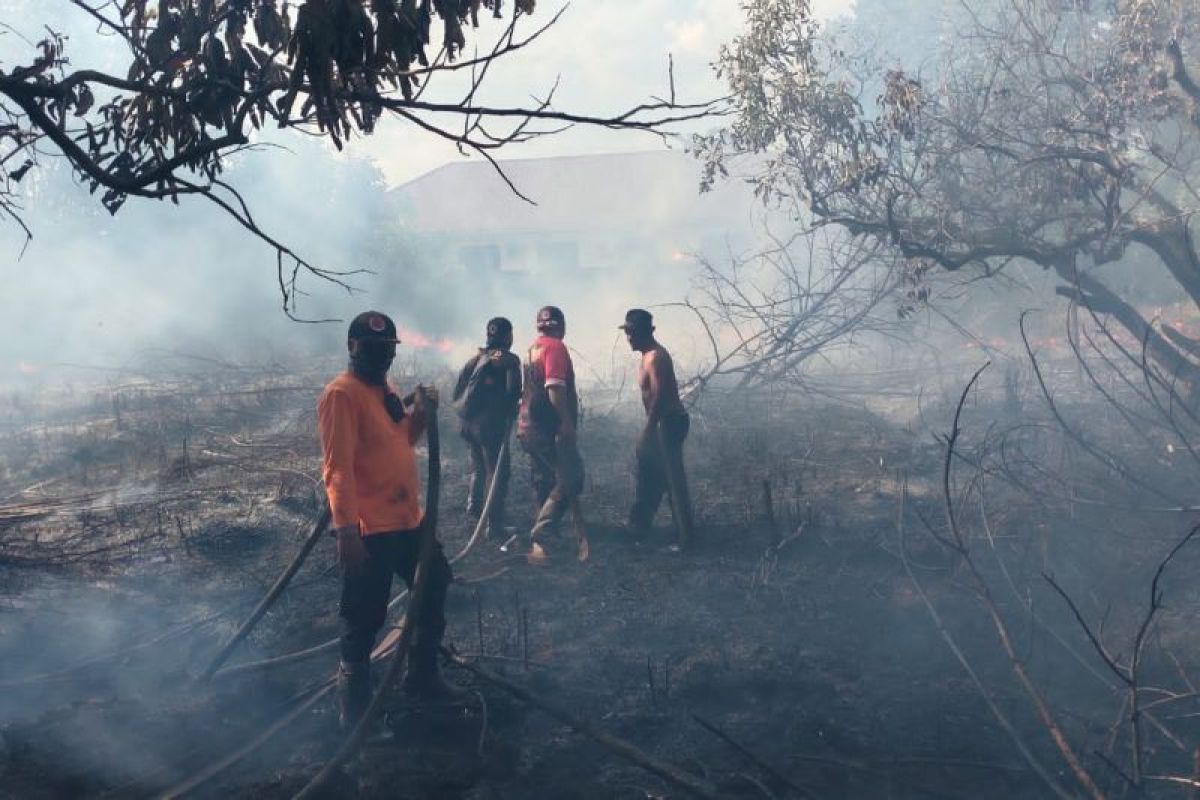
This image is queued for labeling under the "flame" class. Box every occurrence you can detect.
[400,329,456,353]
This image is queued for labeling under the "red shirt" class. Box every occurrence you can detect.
[537,335,572,388]
[519,335,577,436]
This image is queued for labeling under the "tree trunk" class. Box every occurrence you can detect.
[1053,260,1200,393]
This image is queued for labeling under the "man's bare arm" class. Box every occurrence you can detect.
[644,351,666,428]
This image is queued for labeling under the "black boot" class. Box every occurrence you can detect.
[337,660,371,730]
[466,464,484,519]
[484,511,507,543]
[403,629,467,702]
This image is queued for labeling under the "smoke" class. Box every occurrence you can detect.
[1,142,380,374]
[0,568,324,792]
[0,142,768,399]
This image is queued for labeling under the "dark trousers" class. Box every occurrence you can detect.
[339,530,453,669]
[629,412,694,538]
[461,415,511,533]
[520,429,584,541]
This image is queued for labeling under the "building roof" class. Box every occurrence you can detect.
[389,150,755,237]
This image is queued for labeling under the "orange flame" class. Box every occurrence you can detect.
[400,329,456,354]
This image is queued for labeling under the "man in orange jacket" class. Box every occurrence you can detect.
[317,310,461,729]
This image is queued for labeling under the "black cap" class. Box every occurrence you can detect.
[618,308,654,332]
[347,310,401,343]
[486,317,513,339]
[536,305,565,331]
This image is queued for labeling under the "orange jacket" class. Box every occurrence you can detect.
[317,371,423,535]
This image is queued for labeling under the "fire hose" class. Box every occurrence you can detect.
[198,506,331,681]
[160,412,514,796]
[207,418,514,682]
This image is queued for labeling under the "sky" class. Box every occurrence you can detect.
[348,0,856,187]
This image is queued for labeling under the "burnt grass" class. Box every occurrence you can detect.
[2,368,1199,799]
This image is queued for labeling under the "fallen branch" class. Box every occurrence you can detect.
[450,653,721,799]
[691,714,814,799]
[896,478,1075,800]
[937,365,1105,800]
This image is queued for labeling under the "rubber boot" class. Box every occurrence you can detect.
[403,627,467,702]
[337,660,371,730]
[484,507,507,543]
[624,511,652,539]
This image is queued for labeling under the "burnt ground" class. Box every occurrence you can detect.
[2,365,1200,799]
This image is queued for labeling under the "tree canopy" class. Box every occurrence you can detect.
[701,0,1200,381]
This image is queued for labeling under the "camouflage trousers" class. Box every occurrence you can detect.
[519,429,584,548]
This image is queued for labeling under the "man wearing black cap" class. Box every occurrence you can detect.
[621,308,695,549]
[317,311,462,730]
[517,305,584,563]
[452,317,521,538]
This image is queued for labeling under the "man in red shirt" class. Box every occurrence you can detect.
[317,311,461,729]
[517,305,584,563]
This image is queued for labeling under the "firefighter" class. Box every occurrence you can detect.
[517,305,584,564]
[452,317,521,539]
[621,309,696,549]
[317,311,462,730]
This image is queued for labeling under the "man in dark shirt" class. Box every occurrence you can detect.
[452,317,522,539]
[517,305,584,564]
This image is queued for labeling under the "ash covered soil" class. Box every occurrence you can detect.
[0,369,1163,798]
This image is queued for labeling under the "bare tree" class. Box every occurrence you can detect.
[675,215,903,397]
[0,1,717,314]
[907,364,1200,797]
[699,0,1200,385]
